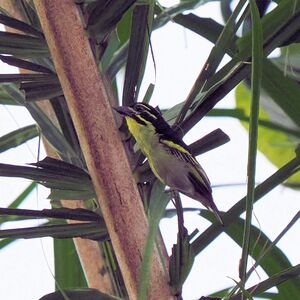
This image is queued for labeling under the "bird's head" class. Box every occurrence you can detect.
[114,103,167,131]
[114,103,184,147]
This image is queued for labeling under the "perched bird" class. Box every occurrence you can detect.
[115,102,223,224]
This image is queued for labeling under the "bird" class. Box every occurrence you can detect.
[114,102,223,224]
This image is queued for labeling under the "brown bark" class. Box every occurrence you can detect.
[33,1,172,299]
[0,1,114,294]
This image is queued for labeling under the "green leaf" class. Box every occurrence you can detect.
[180,0,300,134]
[174,0,247,126]
[39,289,122,300]
[122,4,152,106]
[0,84,21,105]
[8,181,37,208]
[14,0,42,31]
[0,55,53,73]
[86,0,136,41]
[237,0,300,53]
[0,207,101,223]
[0,182,37,225]
[235,83,300,185]
[201,212,300,298]
[100,30,121,73]
[0,238,14,250]
[0,73,56,83]
[2,83,81,163]
[138,181,170,300]
[142,83,155,104]
[240,0,263,287]
[54,238,87,289]
[26,102,80,162]
[0,222,108,240]
[21,81,63,101]
[189,128,230,156]
[107,1,219,79]
[229,265,300,300]
[0,157,95,200]
[173,13,229,53]
[0,124,38,153]
[262,59,300,129]
[0,31,49,58]
[169,226,195,296]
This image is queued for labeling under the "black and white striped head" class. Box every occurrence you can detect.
[114,102,189,152]
[114,103,168,132]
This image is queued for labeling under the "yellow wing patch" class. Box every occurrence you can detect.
[161,139,189,154]
[161,139,199,165]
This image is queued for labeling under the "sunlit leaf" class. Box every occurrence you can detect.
[235,83,300,185]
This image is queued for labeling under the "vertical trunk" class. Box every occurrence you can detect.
[34,1,172,299]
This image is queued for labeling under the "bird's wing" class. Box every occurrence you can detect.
[159,138,212,193]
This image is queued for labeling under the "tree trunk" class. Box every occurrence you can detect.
[33,1,172,299]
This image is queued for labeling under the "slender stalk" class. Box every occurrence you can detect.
[33,1,172,299]
[239,2,263,297]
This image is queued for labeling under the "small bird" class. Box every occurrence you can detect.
[114,103,223,224]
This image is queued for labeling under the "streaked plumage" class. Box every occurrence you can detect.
[115,103,223,224]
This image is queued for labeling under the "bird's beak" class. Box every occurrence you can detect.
[113,106,133,117]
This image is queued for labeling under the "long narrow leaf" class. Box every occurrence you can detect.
[87,0,136,41]
[0,55,53,73]
[0,31,49,58]
[54,238,88,289]
[0,73,56,83]
[7,181,36,208]
[3,84,81,164]
[0,222,107,240]
[0,84,20,105]
[0,13,43,37]
[0,207,101,222]
[240,0,263,290]
[21,82,63,101]
[0,157,95,200]
[138,181,170,300]
[0,124,38,153]
[122,4,151,106]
